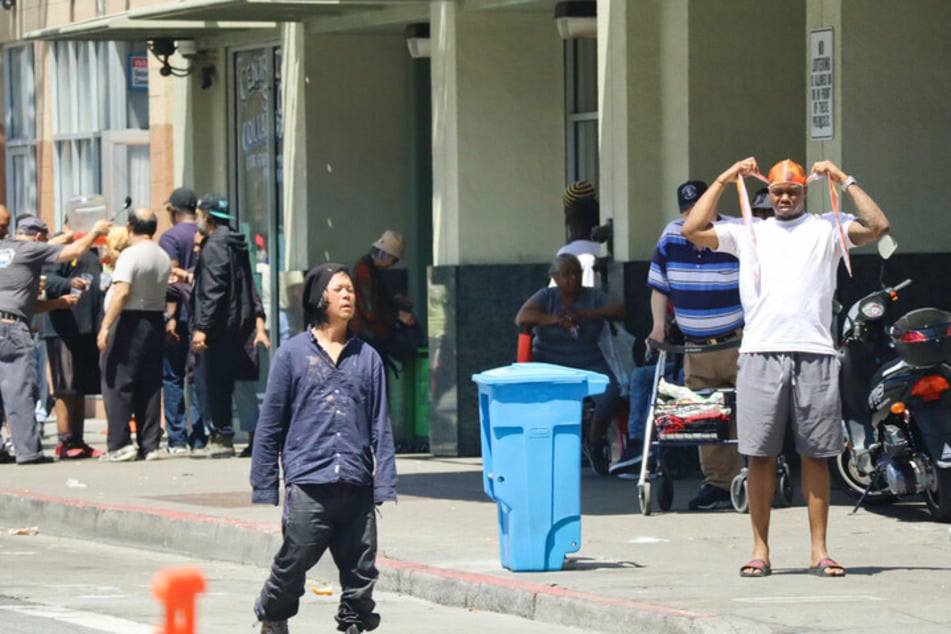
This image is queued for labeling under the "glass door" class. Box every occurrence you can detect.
[231,46,280,341]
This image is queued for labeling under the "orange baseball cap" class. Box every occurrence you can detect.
[767,159,807,186]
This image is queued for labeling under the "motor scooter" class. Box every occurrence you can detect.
[837,236,951,522]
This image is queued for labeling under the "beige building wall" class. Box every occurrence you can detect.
[432,4,564,266]
[689,0,805,189]
[607,0,806,261]
[826,0,948,253]
[455,10,564,265]
[303,34,413,268]
[188,44,232,197]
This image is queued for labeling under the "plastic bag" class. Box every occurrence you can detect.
[598,320,636,398]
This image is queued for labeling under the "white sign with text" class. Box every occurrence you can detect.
[809,28,834,140]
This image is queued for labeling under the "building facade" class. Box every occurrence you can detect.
[2,0,949,455]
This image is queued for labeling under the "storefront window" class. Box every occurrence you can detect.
[3,44,38,217]
[50,40,150,224]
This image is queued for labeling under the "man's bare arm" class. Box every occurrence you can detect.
[810,160,890,247]
[682,157,760,250]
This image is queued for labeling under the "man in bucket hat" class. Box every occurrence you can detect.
[251,262,396,634]
[351,230,418,370]
[190,194,269,458]
[682,157,890,579]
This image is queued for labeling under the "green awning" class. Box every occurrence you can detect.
[24,13,275,41]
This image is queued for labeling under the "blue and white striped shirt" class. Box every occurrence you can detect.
[647,217,743,338]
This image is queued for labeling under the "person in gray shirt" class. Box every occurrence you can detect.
[0,215,111,464]
[515,253,625,476]
[97,208,172,463]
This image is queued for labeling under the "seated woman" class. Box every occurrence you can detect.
[515,253,625,476]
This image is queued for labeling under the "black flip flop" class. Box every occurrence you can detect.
[739,559,772,578]
[809,557,846,577]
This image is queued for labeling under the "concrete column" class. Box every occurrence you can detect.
[598,0,690,261]
[430,1,460,267]
[431,3,563,266]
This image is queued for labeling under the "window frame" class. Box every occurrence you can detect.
[564,37,599,188]
[50,40,149,227]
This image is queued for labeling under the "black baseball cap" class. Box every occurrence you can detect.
[166,187,197,212]
[677,180,708,212]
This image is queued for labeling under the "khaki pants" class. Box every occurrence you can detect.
[684,345,744,491]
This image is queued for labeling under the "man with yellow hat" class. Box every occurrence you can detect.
[682,157,890,579]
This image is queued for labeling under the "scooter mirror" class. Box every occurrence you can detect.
[877,234,898,260]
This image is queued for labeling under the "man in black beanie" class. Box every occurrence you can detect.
[251,263,397,634]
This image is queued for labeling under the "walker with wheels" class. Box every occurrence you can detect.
[636,338,794,515]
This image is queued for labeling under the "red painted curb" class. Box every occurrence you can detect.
[1,488,710,620]
[380,557,711,618]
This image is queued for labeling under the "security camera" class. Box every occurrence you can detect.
[176,40,198,59]
[1,0,16,10]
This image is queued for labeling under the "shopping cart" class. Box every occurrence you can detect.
[636,338,793,515]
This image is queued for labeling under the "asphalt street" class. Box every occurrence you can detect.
[1,418,950,633]
[0,532,598,633]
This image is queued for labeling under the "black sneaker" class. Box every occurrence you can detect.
[609,440,644,476]
[688,484,732,510]
[584,439,611,476]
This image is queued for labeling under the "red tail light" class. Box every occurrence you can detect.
[911,375,950,402]
[900,330,927,343]
[947,324,951,336]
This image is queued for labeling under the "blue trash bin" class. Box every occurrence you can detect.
[472,362,609,572]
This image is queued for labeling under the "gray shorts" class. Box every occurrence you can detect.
[736,352,842,458]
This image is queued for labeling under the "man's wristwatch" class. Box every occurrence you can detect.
[842,175,857,190]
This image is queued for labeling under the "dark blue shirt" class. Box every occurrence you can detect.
[250,328,397,505]
[158,222,199,322]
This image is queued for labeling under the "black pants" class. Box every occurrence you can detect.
[100,311,164,453]
[255,483,380,632]
[194,341,239,437]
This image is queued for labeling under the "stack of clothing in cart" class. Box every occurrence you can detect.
[652,380,733,441]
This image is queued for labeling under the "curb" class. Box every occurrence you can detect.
[0,489,769,634]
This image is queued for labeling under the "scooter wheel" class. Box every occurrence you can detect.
[924,465,951,523]
[731,469,749,513]
[773,459,794,507]
[638,482,652,516]
[657,468,674,511]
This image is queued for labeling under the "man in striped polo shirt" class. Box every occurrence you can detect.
[645,180,744,510]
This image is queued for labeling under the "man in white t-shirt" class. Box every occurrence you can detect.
[682,157,890,579]
[97,208,171,462]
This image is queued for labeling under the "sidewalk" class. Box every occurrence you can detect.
[2,420,950,633]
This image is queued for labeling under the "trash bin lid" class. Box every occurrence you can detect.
[472,362,609,392]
